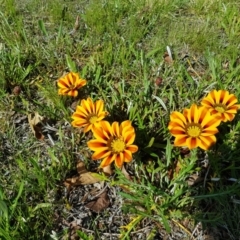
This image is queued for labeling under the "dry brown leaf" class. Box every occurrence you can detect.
[102,165,113,176]
[64,161,101,190]
[85,190,110,213]
[76,161,87,174]
[64,171,101,187]
[74,16,80,31]
[27,112,44,140]
[187,173,203,186]
[168,159,181,181]
[79,172,101,185]
[69,16,80,35]
[121,165,131,180]
[164,52,173,65]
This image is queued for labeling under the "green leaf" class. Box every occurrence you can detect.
[76,230,93,240]
[38,19,48,36]
[65,54,77,72]
[0,200,8,219]
[10,180,24,217]
[145,137,155,148]
[152,95,167,111]
[32,203,52,212]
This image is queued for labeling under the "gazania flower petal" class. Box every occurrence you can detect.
[121,120,132,129]
[75,79,86,88]
[168,118,186,129]
[115,153,124,168]
[126,144,138,153]
[198,106,208,123]
[201,97,214,107]
[87,139,107,149]
[186,137,199,149]
[123,130,135,145]
[169,126,186,136]
[92,127,106,141]
[199,135,216,150]
[170,112,187,125]
[95,100,104,115]
[71,98,107,133]
[122,125,134,138]
[81,98,92,114]
[223,112,234,122]
[201,128,219,136]
[222,92,234,105]
[212,90,221,104]
[226,106,239,113]
[98,112,108,120]
[57,72,86,97]
[100,121,113,136]
[88,120,138,168]
[189,104,198,123]
[201,90,240,122]
[169,103,222,150]
[123,150,133,162]
[112,122,120,137]
[68,90,78,97]
[83,124,92,132]
[58,80,69,88]
[226,96,238,107]
[76,106,89,117]
[100,155,116,168]
[72,120,88,127]
[174,136,188,147]
[92,148,111,160]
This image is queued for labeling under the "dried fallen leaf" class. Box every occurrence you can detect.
[74,15,80,31]
[164,52,173,65]
[28,112,44,140]
[76,161,87,174]
[187,173,203,186]
[85,190,110,213]
[70,100,79,110]
[121,165,131,180]
[102,165,113,176]
[79,172,101,185]
[64,161,102,190]
[168,160,181,181]
[69,16,80,35]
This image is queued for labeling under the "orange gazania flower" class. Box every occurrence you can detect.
[200,90,240,122]
[57,72,87,97]
[87,120,138,168]
[71,98,108,133]
[168,104,221,150]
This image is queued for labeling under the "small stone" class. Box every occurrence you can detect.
[155,77,163,86]
[12,86,21,95]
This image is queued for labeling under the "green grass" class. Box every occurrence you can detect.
[1,0,240,239]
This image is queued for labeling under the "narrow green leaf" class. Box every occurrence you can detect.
[32,203,52,212]
[38,19,48,36]
[152,95,167,111]
[10,180,24,217]
[65,54,77,72]
[145,137,155,148]
[0,200,8,219]
[76,230,93,240]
